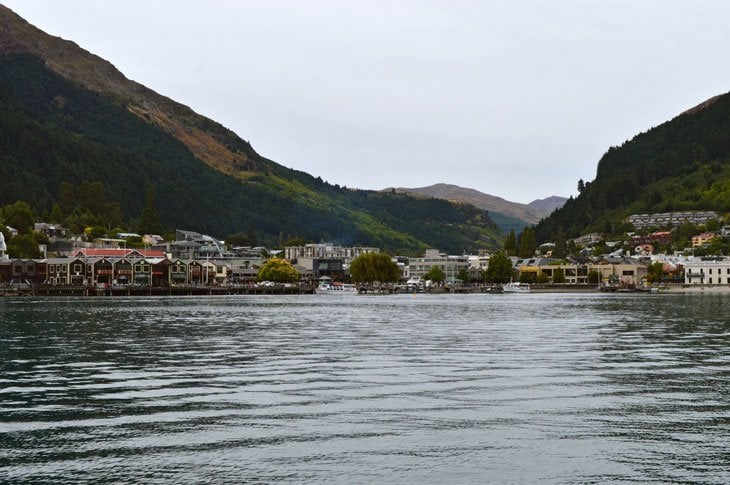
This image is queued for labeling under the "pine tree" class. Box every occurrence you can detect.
[518,226,537,258]
[137,185,163,235]
[504,229,517,256]
[58,181,76,218]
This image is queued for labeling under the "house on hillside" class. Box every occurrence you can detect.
[692,232,718,248]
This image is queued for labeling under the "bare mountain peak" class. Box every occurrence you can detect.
[527,196,568,214]
[390,184,564,225]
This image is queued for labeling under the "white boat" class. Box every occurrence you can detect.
[316,282,358,294]
[502,281,530,293]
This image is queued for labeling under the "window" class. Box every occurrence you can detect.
[74,263,82,273]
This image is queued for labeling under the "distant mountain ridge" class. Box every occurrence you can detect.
[527,196,568,215]
[390,184,566,228]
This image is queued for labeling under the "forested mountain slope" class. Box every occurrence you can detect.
[535,91,730,241]
[0,7,502,254]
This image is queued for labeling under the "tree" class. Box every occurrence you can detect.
[78,181,107,216]
[283,236,307,248]
[7,234,42,259]
[504,229,517,256]
[485,251,514,284]
[49,204,63,224]
[552,227,567,259]
[518,226,537,258]
[257,258,300,283]
[137,185,163,235]
[349,252,400,284]
[588,270,601,284]
[552,268,566,284]
[84,226,107,241]
[3,201,35,233]
[577,179,585,193]
[425,266,445,285]
[646,262,665,283]
[457,268,470,284]
[674,221,698,243]
[519,271,536,283]
[58,181,76,218]
[706,218,721,232]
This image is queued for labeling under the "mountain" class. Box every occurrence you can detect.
[0,5,503,254]
[390,183,565,232]
[527,196,567,215]
[535,91,730,242]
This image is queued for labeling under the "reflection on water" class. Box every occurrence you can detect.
[1,294,728,483]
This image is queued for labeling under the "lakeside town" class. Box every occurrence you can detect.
[2,210,730,296]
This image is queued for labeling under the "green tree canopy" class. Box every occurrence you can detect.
[646,262,665,283]
[588,270,601,284]
[7,233,42,259]
[137,185,164,235]
[518,226,537,258]
[425,266,445,285]
[58,181,77,218]
[553,268,566,284]
[349,252,400,284]
[552,227,567,259]
[504,229,517,256]
[3,201,35,234]
[485,251,514,284]
[257,258,300,283]
[457,268,470,284]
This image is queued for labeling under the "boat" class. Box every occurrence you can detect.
[502,281,530,293]
[316,282,358,294]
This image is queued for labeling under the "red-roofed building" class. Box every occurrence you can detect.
[71,248,166,259]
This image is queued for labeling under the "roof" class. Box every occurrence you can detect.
[71,248,166,258]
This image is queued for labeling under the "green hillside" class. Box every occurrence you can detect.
[535,92,730,241]
[0,53,501,254]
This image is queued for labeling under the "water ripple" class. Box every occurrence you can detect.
[1,293,728,483]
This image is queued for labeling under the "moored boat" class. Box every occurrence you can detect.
[502,281,530,293]
[316,282,358,294]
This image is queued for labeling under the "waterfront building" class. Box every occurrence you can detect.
[285,243,379,279]
[684,258,730,285]
[516,258,646,286]
[172,229,230,260]
[408,249,469,283]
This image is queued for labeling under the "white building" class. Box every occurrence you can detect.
[0,231,8,261]
[408,249,469,283]
[684,259,730,285]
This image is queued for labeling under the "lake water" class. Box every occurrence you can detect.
[1,293,728,483]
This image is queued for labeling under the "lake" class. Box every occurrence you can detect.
[1,293,728,483]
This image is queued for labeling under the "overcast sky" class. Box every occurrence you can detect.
[5,1,730,203]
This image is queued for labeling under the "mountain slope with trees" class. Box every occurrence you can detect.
[0,7,502,254]
[535,91,730,242]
